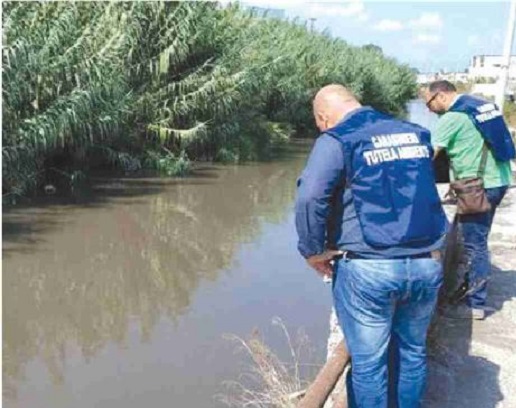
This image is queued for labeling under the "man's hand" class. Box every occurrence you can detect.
[441,187,457,205]
[306,250,344,278]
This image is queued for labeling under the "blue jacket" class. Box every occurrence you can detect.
[295,107,448,259]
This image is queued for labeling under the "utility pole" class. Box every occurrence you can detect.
[496,0,516,110]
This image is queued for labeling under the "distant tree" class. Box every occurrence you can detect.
[362,44,383,54]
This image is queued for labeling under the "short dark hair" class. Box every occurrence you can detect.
[428,80,457,93]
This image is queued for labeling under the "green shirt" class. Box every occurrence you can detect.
[432,111,512,188]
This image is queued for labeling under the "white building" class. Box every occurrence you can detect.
[471,83,498,99]
[442,72,469,83]
[416,71,469,85]
[416,73,438,84]
[468,55,516,80]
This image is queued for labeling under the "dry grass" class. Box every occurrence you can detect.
[219,317,315,408]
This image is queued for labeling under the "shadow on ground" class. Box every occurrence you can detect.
[425,261,516,408]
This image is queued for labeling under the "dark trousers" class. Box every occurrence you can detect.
[459,186,508,307]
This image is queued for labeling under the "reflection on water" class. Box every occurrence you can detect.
[3,142,312,407]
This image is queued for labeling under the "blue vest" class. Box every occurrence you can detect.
[326,108,447,248]
[449,94,516,161]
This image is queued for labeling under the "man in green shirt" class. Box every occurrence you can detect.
[425,80,512,320]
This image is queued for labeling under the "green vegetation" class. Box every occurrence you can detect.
[454,81,474,94]
[3,2,417,200]
[503,100,516,129]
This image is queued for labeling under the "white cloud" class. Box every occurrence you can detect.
[413,33,441,45]
[407,12,443,47]
[409,12,443,31]
[467,34,480,47]
[373,19,404,32]
[304,1,369,22]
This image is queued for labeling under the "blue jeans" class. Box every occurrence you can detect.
[332,257,443,408]
[459,186,508,308]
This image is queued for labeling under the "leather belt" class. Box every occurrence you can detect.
[345,250,441,261]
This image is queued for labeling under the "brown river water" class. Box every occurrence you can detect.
[2,102,436,408]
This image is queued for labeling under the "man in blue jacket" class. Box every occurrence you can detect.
[295,84,448,408]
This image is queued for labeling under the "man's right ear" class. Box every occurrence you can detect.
[315,112,327,131]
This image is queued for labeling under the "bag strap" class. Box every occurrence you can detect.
[477,142,489,178]
[450,142,489,180]
[449,155,458,180]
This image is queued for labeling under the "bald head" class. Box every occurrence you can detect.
[313,84,362,131]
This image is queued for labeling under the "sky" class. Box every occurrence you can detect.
[237,0,515,73]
